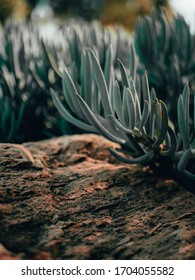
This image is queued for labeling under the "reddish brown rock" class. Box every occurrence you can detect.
[0,134,194,259]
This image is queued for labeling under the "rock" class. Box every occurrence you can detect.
[0,244,21,260]
[0,134,194,259]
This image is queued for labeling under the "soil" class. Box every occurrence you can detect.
[0,134,194,260]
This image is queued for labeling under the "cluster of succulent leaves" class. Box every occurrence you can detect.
[0,19,130,142]
[32,20,131,134]
[0,20,44,142]
[135,9,195,120]
[51,10,195,193]
[0,20,75,143]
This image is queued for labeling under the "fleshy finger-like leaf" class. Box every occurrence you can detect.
[177,94,190,150]
[182,83,190,138]
[76,94,125,144]
[129,44,136,81]
[104,44,113,91]
[142,71,151,105]
[125,88,136,129]
[41,39,62,78]
[113,81,123,122]
[152,100,168,148]
[129,77,141,124]
[62,69,87,121]
[138,100,150,132]
[178,148,191,172]
[107,115,134,135]
[109,147,154,164]
[84,51,92,106]
[118,58,130,88]
[50,89,95,132]
[160,126,177,156]
[88,48,113,116]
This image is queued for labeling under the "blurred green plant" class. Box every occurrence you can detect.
[0,19,131,142]
[33,20,132,135]
[0,20,76,142]
[0,20,47,142]
[135,9,195,122]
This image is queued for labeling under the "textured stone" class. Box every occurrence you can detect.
[0,134,194,260]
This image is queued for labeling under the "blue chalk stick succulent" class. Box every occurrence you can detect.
[51,46,195,194]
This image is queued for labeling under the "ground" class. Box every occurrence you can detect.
[0,134,194,260]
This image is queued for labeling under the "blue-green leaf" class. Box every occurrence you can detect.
[160,126,177,156]
[109,147,154,164]
[88,48,112,116]
[178,148,191,172]
[113,81,123,122]
[76,94,125,144]
[138,100,150,132]
[104,44,113,91]
[50,89,94,132]
[152,100,168,148]
[177,95,190,150]
[118,58,130,88]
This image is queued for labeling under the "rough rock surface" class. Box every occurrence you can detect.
[0,134,194,260]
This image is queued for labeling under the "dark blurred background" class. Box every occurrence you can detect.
[0,0,170,29]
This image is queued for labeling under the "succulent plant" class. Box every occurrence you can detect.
[35,21,131,89]
[0,12,194,194]
[0,20,47,142]
[0,19,132,142]
[134,9,195,121]
[32,21,132,133]
[51,47,195,194]
[0,19,80,142]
